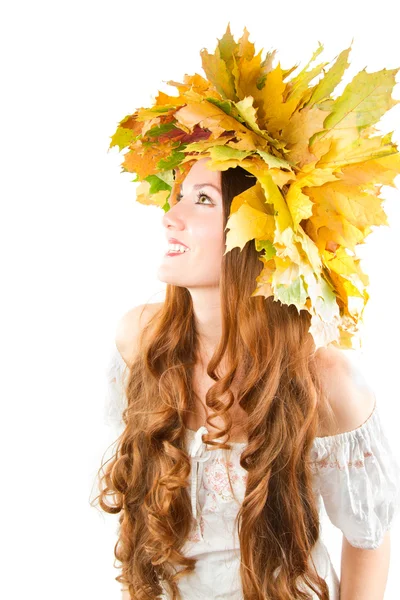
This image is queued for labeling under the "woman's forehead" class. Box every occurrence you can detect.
[182,158,221,188]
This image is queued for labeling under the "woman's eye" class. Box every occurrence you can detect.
[174,192,213,205]
[196,192,213,205]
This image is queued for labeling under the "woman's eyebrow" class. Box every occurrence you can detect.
[179,183,222,194]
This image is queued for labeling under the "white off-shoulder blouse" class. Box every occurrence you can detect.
[103,345,400,600]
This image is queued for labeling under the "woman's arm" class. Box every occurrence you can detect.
[339,531,391,600]
[315,345,393,598]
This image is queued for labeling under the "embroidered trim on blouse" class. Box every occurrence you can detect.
[312,450,374,471]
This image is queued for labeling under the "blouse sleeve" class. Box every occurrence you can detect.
[103,344,129,437]
[310,402,400,549]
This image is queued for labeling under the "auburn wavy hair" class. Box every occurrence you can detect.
[92,165,339,599]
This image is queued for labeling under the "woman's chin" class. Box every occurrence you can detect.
[156,267,182,285]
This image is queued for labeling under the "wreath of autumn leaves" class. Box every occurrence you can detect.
[109,23,400,350]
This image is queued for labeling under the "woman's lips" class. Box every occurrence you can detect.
[168,238,189,248]
[165,250,189,257]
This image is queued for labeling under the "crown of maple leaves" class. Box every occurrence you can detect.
[109,23,400,350]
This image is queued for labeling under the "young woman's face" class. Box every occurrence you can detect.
[158,158,224,289]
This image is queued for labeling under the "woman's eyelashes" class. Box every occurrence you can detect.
[175,190,214,205]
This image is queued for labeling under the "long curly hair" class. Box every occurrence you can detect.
[92,165,338,599]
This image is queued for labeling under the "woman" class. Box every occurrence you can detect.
[97,158,399,600]
[94,26,400,600]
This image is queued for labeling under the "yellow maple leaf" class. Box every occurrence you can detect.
[338,153,400,187]
[315,222,365,254]
[229,180,270,214]
[283,162,339,229]
[251,256,276,299]
[323,246,369,287]
[174,100,251,140]
[306,46,352,107]
[235,96,278,143]
[315,130,398,169]
[232,49,264,100]
[281,105,327,167]
[224,183,275,252]
[136,181,170,208]
[254,63,299,137]
[284,42,329,106]
[122,140,175,179]
[285,185,314,230]
[244,163,293,233]
[200,45,238,101]
[306,181,389,230]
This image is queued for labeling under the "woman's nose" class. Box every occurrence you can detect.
[162,201,186,229]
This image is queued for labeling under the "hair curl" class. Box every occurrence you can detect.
[91,165,338,599]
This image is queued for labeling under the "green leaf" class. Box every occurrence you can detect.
[257,149,294,171]
[144,174,172,194]
[206,97,233,115]
[145,122,178,138]
[153,105,175,113]
[323,67,400,130]
[155,170,174,187]
[157,150,186,170]
[275,276,308,308]
[216,22,238,72]
[209,146,251,161]
[138,104,177,121]
[255,239,276,259]
[109,126,138,151]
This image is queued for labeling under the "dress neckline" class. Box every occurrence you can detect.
[185,426,248,446]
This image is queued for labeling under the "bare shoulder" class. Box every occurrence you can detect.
[314,345,376,436]
[115,302,163,367]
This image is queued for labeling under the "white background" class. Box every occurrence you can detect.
[1,0,400,598]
